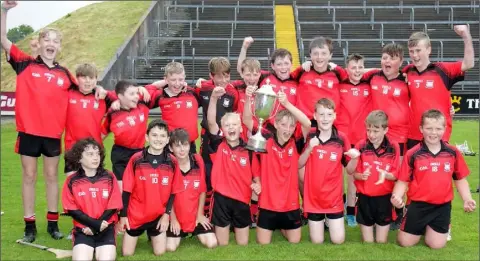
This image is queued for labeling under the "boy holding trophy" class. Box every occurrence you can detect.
[242,81,311,245]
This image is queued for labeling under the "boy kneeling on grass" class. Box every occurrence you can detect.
[347,110,400,243]
[391,109,476,249]
[166,128,218,251]
[62,138,122,261]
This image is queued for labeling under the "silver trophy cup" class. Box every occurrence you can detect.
[246,79,278,153]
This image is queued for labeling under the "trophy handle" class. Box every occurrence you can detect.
[266,99,282,122]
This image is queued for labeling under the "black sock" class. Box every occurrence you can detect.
[343,193,347,205]
[395,207,403,217]
[346,206,355,216]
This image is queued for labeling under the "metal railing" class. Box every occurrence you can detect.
[293,1,305,65]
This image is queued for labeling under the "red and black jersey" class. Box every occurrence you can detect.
[65,89,113,151]
[209,134,260,204]
[398,141,469,204]
[258,71,298,125]
[403,62,464,141]
[101,102,151,150]
[363,70,410,144]
[146,85,201,142]
[62,169,122,229]
[122,149,179,229]
[354,137,400,196]
[171,154,206,233]
[335,80,372,146]
[253,123,303,212]
[303,127,351,214]
[291,65,343,119]
[7,44,77,139]
[196,79,239,131]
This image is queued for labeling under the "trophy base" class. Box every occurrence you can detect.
[245,145,267,153]
[246,134,267,153]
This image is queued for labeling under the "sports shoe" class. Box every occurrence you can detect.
[447,228,452,241]
[346,215,357,227]
[23,224,37,243]
[47,223,64,240]
[66,232,73,240]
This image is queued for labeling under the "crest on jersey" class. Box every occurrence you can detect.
[186,100,193,108]
[288,147,293,157]
[426,80,434,89]
[290,88,296,95]
[93,101,99,109]
[57,77,64,87]
[193,180,200,189]
[239,157,247,166]
[162,176,169,185]
[444,162,451,172]
[393,88,401,97]
[223,98,230,107]
[330,152,338,161]
[102,189,109,199]
[139,113,145,122]
[363,89,369,96]
[327,80,333,88]
[382,85,390,94]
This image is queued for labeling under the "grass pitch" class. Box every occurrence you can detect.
[1,120,478,260]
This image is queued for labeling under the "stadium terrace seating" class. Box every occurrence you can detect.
[130,0,478,91]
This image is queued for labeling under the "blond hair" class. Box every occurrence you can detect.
[274,109,295,124]
[421,109,445,126]
[164,62,185,77]
[408,31,431,48]
[220,112,241,127]
[315,98,336,112]
[365,110,388,129]
[209,57,231,75]
[38,28,62,42]
[241,58,261,73]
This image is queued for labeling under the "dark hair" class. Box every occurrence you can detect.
[64,138,105,173]
[270,48,292,64]
[309,36,333,54]
[115,80,135,95]
[382,43,404,59]
[346,53,364,65]
[169,128,190,146]
[147,119,169,135]
[421,109,445,126]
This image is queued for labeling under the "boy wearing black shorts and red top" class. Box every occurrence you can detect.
[299,98,360,244]
[145,62,200,153]
[2,1,77,242]
[101,80,153,191]
[166,128,217,251]
[207,95,261,245]
[347,110,400,243]
[62,138,122,261]
[391,109,476,249]
[119,120,177,256]
[243,87,311,245]
[403,25,474,150]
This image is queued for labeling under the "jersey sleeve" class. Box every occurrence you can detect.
[100,112,112,135]
[122,156,137,193]
[145,84,163,109]
[62,177,79,211]
[341,134,352,167]
[104,90,117,109]
[290,66,304,81]
[401,64,415,74]
[334,65,349,81]
[207,130,224,153]
[390,142,401,178]
[453,147,470,180]
[362,69,381,82]
[171,158,185,195]
[6,44,34,75]
[196,155,207,193]
[398,152,413,182]
[436,62,465,90]
[107,172,123,210]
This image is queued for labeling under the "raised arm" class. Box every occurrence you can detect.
[0,1,16,54]
[277,90,311,138]
[454,25,475,71]
[242,85,257,131]
[237,37,254,75]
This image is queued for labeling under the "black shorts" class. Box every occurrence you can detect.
[126,217,162,237]
[406,139,421,150]
[257,208,302,231]
[15,132,61,157]
[307,212,344,222]
[72,225,116,248]
[111,144,142,181]
[210,192,251,229]
[356,193,393,226]
[401,201,451,236]
[166,223,213,238]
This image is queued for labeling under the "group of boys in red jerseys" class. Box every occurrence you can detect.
[2,1,478,259]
